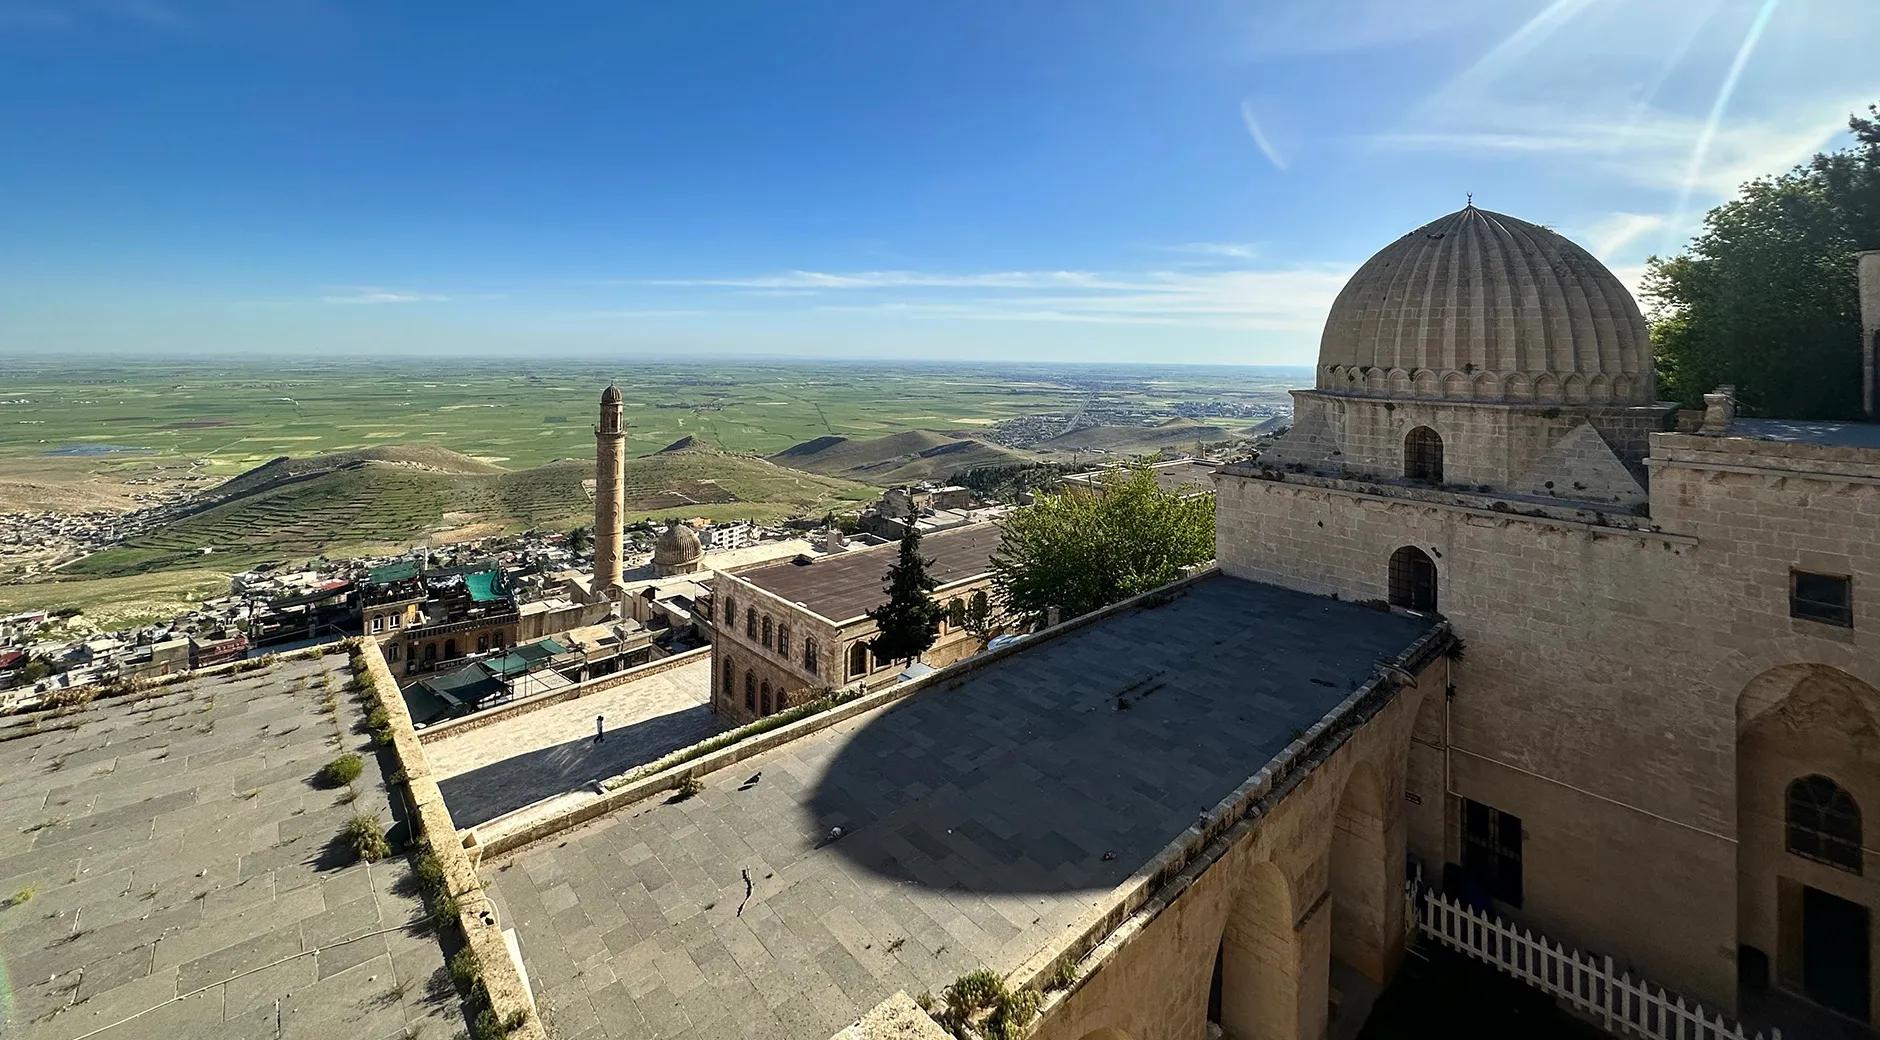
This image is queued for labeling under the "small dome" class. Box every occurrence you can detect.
[1317,207,1653,405]
[652,520,702,566]
[601,383,622,405]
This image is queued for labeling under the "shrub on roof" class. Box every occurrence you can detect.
[342,812,390,863]
[318,753,364,788]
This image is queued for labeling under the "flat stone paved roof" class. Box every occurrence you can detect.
[0,653,464,1040]
[484,575,1438,1040]
[432,655,721,829]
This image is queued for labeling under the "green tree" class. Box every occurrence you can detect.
[1645,104,1880,418]
[866,516,945,664]
[991,465,1215,629]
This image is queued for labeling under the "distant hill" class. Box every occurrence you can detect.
[769,429,1030,484]
[207,444,503,503]
[1036,420,1235,454]
[66,445,870,579]
[656,435,703,453]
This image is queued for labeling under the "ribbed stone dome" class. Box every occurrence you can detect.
[1318,206,1653,405]
[652,520,701,567]
[600,382,622,404]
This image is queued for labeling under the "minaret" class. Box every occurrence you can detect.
[593,383,626,600]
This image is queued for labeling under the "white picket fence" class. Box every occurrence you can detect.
[1411,887,1780,1040]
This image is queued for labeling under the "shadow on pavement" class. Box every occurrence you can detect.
[437,704,724,827]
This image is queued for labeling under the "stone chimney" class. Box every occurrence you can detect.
[1698,386,1737,435]
[1859,250,1879,418]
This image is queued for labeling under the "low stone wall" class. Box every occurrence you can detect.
[478,569,1233,861]
[416,644,712,743]
[831,992,951,1039]
[351,638,547,1040]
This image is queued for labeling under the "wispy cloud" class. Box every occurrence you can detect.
[645,270,1136,291]
[1157,242,1262,260]
[653,265,1355,332]
[1579,212,1667,258]
[319,288,450,305]
[1238,99,1289,171]
[558,308,703,320]
[1369,104,1849,199]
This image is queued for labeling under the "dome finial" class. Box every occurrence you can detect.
[1466,192,1474,208]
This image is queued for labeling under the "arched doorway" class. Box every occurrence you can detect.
[1737,664,1880,1024]
[1209,859,1321,1040]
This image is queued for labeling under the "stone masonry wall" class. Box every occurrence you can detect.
[1215,430,1880,1011]
[711,568,997,726]
[1274,390,1661,501]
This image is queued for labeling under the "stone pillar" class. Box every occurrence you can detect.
[1858,250,1879,418]
[1699,386,1737,435]
[593,384,627,600]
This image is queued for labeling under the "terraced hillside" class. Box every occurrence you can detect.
[65,445,871,578]
[769,429,1032,484]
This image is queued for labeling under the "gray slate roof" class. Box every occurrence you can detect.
[0,653,463,1040]
[486,574,1438,1040]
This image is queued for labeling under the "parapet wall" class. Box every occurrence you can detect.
[352,638,547,1040]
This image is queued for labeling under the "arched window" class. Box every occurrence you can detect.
[388,643,400,663]
[744,673,756,711]
[723,596,735,622]
[1388,547,1438,612]
[948,599,966,628]
[722,663,735,702]
[476,634,489,653]
[761,616,772,648]
[424,644,437,663]
[760,681,771,715]
[1404,426,1444,483]
[443,639,458,659]
[745,608,757,639]
[971,590,989,616]
[1788,774,1862,872]
[847,642,870,679]
[804,638,819,675]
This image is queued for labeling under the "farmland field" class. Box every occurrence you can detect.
[0,355,1304,497]
[0,355,1300,622]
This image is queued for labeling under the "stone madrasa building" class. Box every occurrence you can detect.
[457,209,1877,1040]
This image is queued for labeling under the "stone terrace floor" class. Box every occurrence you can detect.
[0,652,464,1040]
[484,575,1439,1040]
[432,655,720,829]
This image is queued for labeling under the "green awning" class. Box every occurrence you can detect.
[463,569,505,603]
[484,638,567,677]
[368,559,421,584]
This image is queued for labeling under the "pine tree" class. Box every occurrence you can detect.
[866,514,945,665]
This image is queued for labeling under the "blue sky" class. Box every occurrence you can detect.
[1,0,1873,365]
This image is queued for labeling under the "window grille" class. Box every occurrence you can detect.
[1788,774,1861,872]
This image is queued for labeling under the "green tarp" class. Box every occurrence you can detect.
[368,559,421,585]
[463,569,505,603]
